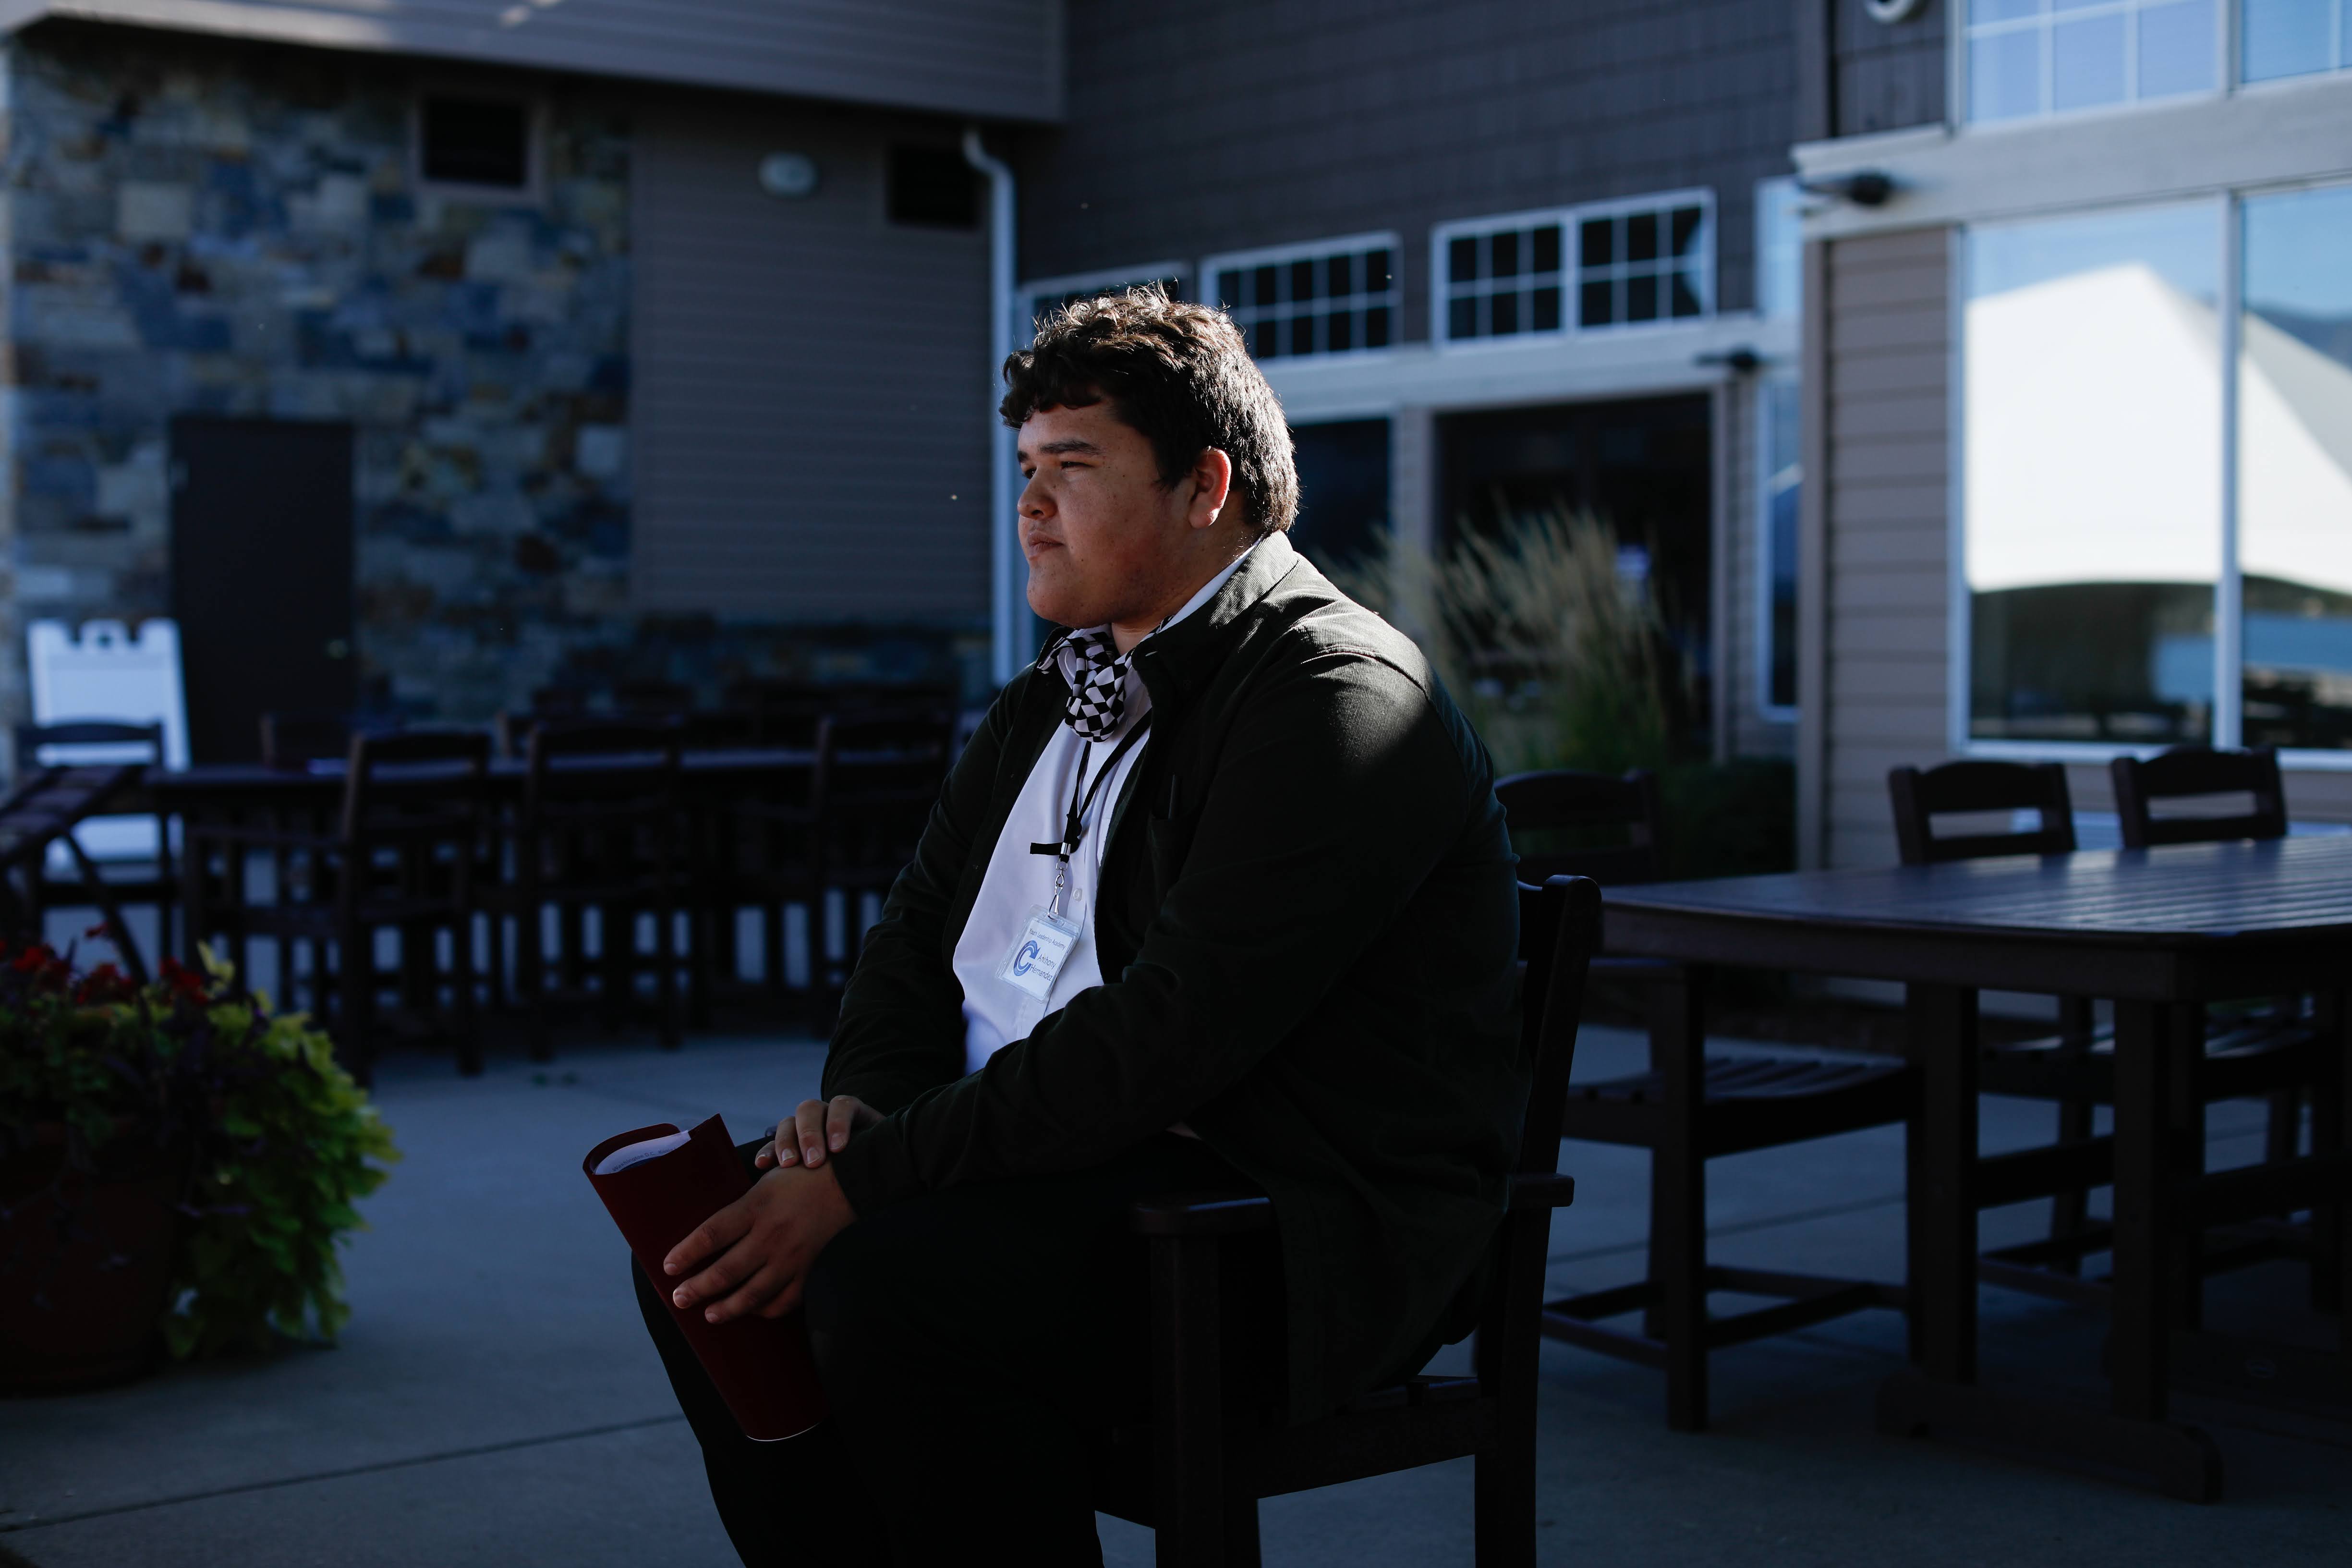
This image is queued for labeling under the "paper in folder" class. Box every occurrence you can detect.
[584,1114,827,1441]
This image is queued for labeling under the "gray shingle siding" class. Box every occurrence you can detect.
[1833,0,1946,136]
[1018,0,1797,334]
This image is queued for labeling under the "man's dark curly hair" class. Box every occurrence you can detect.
[999,286,1298,536]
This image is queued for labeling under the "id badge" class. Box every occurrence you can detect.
[1000,904,1082,1004]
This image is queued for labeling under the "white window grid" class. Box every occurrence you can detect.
[1202,233,1399,361]
[1016,264,1191,345]
[1963,0,2222,124]
[2241,0,2352,83]
[1432,190,1714,348]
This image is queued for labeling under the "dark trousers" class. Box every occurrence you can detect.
[635,1132,1284,1568]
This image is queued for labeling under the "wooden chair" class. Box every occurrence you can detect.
[10,721,173,977]
[818,706,957,1006]
[1496,768,1917,1431]
[2111,744,2287,848]
[2109,745,2331,1309]
[1092,875,1596,1567]
[480,718,688,1058]
[702,717,831,1020]
[185,730,489,1082]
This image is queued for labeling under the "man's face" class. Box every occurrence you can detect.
[1016,401,1198,631]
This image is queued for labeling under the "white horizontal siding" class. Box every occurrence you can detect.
[5,0,1062,121]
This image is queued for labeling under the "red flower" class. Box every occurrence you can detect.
[158,956,210,1001]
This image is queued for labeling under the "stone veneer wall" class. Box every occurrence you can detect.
[0,22,979,757]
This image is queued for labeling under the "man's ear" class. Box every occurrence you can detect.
[1186,447,1235,532]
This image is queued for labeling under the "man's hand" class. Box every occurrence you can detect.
[755,1094,882,1172]
[662,1160,857,1323]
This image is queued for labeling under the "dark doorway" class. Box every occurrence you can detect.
[1289,418,1390,572]
[170,417,355,763]
[1437,393,1712,738]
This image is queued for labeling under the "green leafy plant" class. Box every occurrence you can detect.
[1319,501,1686,775]
[0,943,399,1358]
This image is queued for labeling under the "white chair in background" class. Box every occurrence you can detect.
[25,619,189,869]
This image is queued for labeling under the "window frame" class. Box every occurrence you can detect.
[1015,263,1192,345]
[410,87,546,204]
[1431,189,1718,352]
[1756,369,1803,724]
[1200,231,1402,363]
[1949,177,2352,770]
[1952,0,2352,133]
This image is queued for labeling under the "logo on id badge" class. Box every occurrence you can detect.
[1000,905,1082,1004]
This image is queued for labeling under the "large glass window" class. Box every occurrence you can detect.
[2239,184,2352,749]
[2243,0,2352,80]
[1017,266,1189,343]
[1759,375,1801,716]
[1206,235,1397,361]
[1965,0,2219,122]
[1964,201,2223,743]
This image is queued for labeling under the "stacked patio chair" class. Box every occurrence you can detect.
[479,717,689,1058]
[1092,875,1594,1564]
[3,721,171,979]
[815,704,959,1009]
[184,730,491,1082]
[1500,767,1919,1431]
[1888,754,2328,1312]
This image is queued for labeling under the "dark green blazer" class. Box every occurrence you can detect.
[822,532,1524,1420]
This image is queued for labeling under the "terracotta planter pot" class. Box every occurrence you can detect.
[0,1126,181,1392]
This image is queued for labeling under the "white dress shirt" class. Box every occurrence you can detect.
[954,546,1255,1073]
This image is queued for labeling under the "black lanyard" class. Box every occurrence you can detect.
[1029,712,1153,911]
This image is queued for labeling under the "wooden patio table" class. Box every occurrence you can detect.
[1600,836,2352,1502]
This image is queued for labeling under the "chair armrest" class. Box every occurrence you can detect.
[1129,1191,1276,1237]
[1508,1172,1576,1211]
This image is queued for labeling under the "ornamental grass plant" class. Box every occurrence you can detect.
[0,943,399,1362]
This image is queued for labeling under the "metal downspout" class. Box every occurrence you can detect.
[963,129,1020,688]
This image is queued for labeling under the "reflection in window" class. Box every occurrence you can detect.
[2243,0,2352,81]
[1207,236,1396,360]
[1966,0,2217,123]
[2239,183,2352,750]
[1759,376,1801,715]
[1964,201,2222,743]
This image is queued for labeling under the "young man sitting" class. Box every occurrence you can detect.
[639,290,1523,1566]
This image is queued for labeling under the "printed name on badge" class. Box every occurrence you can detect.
[1000,904,1081,1004]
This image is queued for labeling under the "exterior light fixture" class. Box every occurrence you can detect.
[1798,170,1896,207]
[758,152,819,199]
[1695,346,1765,374]
[1865,0,1928,21]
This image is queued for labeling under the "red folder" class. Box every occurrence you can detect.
[584,1114,828,1441]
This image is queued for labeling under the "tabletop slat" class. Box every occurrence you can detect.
[1603,837,2352,943]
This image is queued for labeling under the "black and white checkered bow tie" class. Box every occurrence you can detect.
[1059,629,1131,741]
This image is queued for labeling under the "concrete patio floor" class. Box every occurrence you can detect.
[2,1024,2345,1567]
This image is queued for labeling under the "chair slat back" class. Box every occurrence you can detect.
[523,718,682,813]
[1494,768,1664,886]
[825,707,957,872]
[340,729,491,846]
[261,712,359,772]
[1511,875,1600,1168]
[1888,759,2075,865]
[2110,746,2288,848]
[14,719,165,773]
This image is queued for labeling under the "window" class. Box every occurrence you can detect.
[1018,265,1189,343]
[2243,0,2352,81]
[1434,192,1713,346]
[418,94,533,190]
[1204,234,1397,360]
[1290,419,1391,569]
[1964,201,2223,744]
[1758,374,1802,717]
[886,145,980,229]
[1964,0,2219,123]
[2238,182,2352,749]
